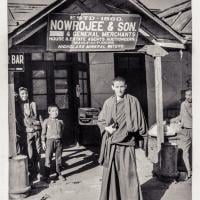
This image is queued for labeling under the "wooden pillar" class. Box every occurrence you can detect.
[139,45,168,153]
[154,56,164,151]
[8,72,17,157]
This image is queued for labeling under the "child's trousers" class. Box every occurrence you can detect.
[45,138,63,176]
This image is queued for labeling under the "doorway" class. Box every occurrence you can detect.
[114,53,148,121]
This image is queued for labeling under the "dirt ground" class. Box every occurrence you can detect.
[20,146,191,200]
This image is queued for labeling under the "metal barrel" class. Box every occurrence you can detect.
[9,155,31,199]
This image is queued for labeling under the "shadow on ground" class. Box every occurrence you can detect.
[61,146,100,178]
[141,177,172,200]
[30,146,100,198]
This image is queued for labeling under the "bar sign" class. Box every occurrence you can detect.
[8,53,24,72]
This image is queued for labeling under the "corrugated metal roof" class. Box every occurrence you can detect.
[157,0,191,40]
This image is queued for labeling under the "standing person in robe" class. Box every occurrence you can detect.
[97,76,148,200]
[171,89,192,180]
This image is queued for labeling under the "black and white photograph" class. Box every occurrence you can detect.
[1,0,200,199]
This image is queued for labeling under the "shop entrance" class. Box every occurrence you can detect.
[114,53,148,122]
[14,52,90,145]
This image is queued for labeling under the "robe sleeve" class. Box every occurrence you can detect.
[135,98,148,136]
[97,101,108,135]
[134,98,149,156]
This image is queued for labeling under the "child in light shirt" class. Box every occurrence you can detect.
[42,104,65,181]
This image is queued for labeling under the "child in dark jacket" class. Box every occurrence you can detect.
[42,104,65,181]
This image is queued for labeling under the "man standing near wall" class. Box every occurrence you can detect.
[97,76,147,200]
[171,89,192,180]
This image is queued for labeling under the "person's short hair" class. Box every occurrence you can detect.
[18,87,28,93]
[112,76,126,85]
[48,104,59,113]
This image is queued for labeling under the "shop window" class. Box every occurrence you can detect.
[32,69,47,110]
[33,95,47,110]
[32,70,46,78]
[31,53,43,61]
[84,80,87,92]
[56,53,66,61]
[55,95,69,109]
[78,70,89,107]
[32,79,47,94]
[78,53,87,63]
[79,71,83,78]
[83,72,87,78]
[54,69,68,78]
[44,52,54,61]
[54,69,69,109]
[54,79,68,94]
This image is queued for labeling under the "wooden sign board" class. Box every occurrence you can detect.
[8,53,24,72]
[47,13,141,52]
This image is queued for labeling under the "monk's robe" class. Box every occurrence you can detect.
[97,94,148,200]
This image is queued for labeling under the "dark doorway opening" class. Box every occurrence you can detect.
[114,53,148,123]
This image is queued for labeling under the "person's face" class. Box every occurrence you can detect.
[49,107,59,119]
[111,81,127,98]
[19,90,28,101]
[185,90,192,103]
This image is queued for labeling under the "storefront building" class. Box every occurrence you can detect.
[8,0,191,155]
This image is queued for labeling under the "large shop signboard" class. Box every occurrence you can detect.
[47,13,141,52]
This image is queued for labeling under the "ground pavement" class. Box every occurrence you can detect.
[24,146,191,200]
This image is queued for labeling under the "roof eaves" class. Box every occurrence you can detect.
[8,0,75,39]
[128,0,186,44]
[158,0,191,18]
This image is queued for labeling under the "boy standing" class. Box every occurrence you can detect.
[42,105,65,181]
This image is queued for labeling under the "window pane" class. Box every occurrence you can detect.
[80,94,84,107]
[32,53,43,61]
[54,70,67,78]
[32,70,46,78]
[56,53,66,61]
[84,95,88,106]
[44,52,54,61]
[78,53,82,63]
[55,79,68,93]
[82,53,87,64]
[79,71,83,78]
[55,95,68,109]
[33,95,47,110]
[84,80,87,93]
[78,53,87,63]
[33,79,47,94]
[83,72,87,78]
[79,80,83,93]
